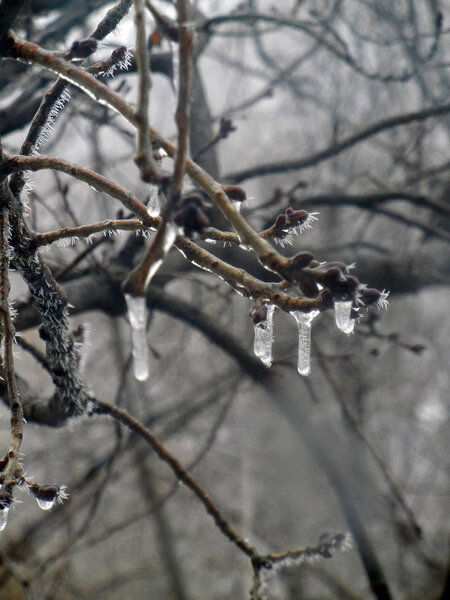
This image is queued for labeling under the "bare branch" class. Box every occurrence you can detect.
[227,103,450,183]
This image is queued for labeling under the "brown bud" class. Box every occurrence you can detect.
[249,303,268,325]
[71,38,98,58]
[224,186,246,202]
[291,251,314,270]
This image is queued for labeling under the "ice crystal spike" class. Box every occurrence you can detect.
[253,304,275,367]
[125,294,149,382]
[291,310,320,376]
[147,186,160,217]
[36,497,56,511]
[0,507,9,532]
[334,299,355,334]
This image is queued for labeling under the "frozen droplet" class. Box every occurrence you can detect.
[36,497,56,511]
[147,186,160,217]
[0,507,9,532]
[125,294,149,381]
[291,310,320,376]
[253,304,275,367]
[334,300,355,334]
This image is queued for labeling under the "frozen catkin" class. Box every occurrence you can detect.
[253,304,275,367]
[125,294,149,381]
[291,310,320,376]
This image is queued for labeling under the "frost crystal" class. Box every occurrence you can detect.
[377,289,390,310]
[291,310,320,376]
[253,304,275,367]
[125,294,149,381]
[334,300,355,334]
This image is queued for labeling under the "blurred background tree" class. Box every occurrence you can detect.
[0,1,449,599]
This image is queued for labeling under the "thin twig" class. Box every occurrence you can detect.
[0,197,24,482]
[122,0,193,296]
[6,155,153,227]
[6,33,291,280]
[94,399,257,558]
[133,0,161,182]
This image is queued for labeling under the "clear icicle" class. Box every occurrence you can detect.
[291,310,320,376]
[147,185,160,217]
[170,41,179,97]
[125,294,149,381]
[334,299,355,334]
[253,304,275,367]
[0,507,9,532]
[36,497,56,511]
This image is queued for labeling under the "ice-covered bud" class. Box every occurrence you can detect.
[321,266,345,287]
[359,288,390,309]
[290,251,314,270]
[249,301,268,325]
[325,261,353,274]
[298,276,320,298]
[318,289,334,309]
[284,207,319,233]
[224,185,246,203]
[30,483,68,511]
[327,274,360,300]
[173,194,210,238]
[71,38,98,58]
[30,484,58,510]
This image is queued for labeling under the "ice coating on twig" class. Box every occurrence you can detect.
[253,304,275,367]
[334,299,355,334]
[125,294,149,381]
[144,222,178,288]
[291,310,320,376]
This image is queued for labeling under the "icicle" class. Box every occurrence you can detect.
[0,507,9,532]
[253,304,275,367]
[125,294,149,381]
[36,497,56,511]
[291,310,319,376]
[334,300,355,334]
[170,41,179,97]
[147,185,160,217]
